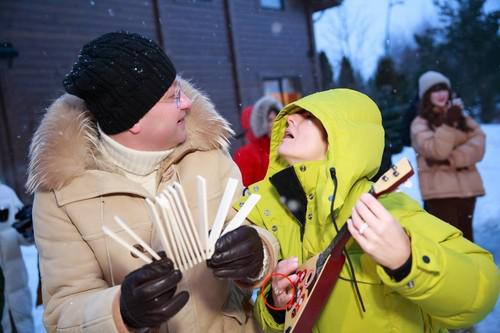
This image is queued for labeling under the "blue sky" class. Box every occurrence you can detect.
[313,0,500,81]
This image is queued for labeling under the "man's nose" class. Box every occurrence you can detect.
[179,92,192,110]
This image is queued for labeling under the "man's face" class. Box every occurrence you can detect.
[278,111,328,165]
[137,80,192,151]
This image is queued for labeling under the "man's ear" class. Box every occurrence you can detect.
[128,122,142,135]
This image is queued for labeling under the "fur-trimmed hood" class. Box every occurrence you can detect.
[250,96,282,138]
[27,78,233,193]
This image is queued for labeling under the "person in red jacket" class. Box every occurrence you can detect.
[234,96,282,186]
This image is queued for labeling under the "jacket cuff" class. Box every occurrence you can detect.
[240,243,269,284]
[254,283,286,332]
[383,254,413,282]
[237,226,279,289]
[112,289,132,333]
[435,124,458,151]
[449,149,466,168]
[376,230,443,296]
[265,289,286,324]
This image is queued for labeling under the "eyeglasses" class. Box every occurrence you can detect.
[162,79,181,109]
[173,80,181,109]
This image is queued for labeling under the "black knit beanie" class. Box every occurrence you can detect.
[63,32,177,134]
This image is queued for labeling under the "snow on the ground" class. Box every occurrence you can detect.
[20,125,500,333]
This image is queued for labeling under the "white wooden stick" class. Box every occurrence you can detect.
[157,194,191,270]
[172,182,205,263]
[155,195,185,271]
[196,176,209,258]
[145,198,176,266]
[113,215,161,261]
[167,186,204,265]
[207,177,238,257]
[102,225,152,264]
[162,191,196,269]
[221,193,261,237]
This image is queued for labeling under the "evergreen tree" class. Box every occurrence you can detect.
[319,51,334,90]
[414,0,500,122]
[372,56,412,107]
[370,56,407,179]
[338,56,357,89]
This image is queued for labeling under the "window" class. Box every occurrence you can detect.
[260,0,284,10]
[262,77,302,105]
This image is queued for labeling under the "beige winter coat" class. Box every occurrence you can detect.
[27,79,277,333]
[410,115,485,200]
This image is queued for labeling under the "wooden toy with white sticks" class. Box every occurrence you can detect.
[101,176,261,271]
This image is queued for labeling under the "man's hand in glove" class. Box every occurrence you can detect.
[120,252,189,329]
[207,226,264,281]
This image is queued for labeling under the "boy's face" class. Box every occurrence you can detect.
[278,111,328,165]
[136,80,192,150]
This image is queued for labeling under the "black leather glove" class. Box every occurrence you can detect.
[120,252,189,329]
[207,226,264,280]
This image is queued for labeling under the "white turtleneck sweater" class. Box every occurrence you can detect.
[98,127,173,195]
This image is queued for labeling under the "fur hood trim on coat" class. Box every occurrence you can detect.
[250,96,282,138]
[27,78,233,193]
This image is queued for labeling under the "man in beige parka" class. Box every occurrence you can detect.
[27,32,276,333]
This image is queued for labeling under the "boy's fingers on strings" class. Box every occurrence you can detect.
[359,193,393,223]
[351,208,374,239]
[273,273,297,293]
[354,197,379,232]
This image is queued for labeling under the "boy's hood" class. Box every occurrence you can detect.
[267,88,384,212]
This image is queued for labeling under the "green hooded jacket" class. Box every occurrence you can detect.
[236,89,500,333]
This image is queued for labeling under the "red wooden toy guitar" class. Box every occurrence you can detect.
[283,158,414,333]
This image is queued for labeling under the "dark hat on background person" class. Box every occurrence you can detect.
[418,71,451,98]
[63,31,177,134]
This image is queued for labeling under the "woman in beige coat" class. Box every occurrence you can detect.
[411,71,485,241]
[27,32,276,333]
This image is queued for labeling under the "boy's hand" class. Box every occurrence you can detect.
[270,257,298,308]
[347,193,411,270]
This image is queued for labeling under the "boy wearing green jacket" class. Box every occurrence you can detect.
[237,89,500,332]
